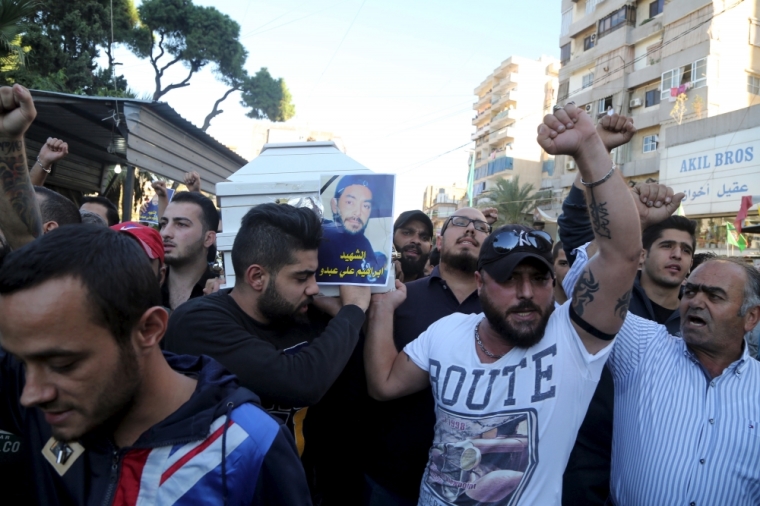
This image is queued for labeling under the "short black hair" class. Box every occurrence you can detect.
[642,216,697,252]
[232,203,322,280]
[34,186,82,226]
[81,196,120,226]
[428,245,440,267]
[0,225,161,346]
[691,251,717,272]
[552,240,564,262]
[170,191,219,233]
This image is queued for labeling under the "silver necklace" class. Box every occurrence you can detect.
[475,318,504,359]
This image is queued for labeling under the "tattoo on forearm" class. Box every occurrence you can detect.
[572,269,600,318]
[0,141,23,154]
[614,290,632,321]
[0,148,43,238]
[588,187,612,240]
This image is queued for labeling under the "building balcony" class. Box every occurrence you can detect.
[493,72,519,93]
[471,124,491,141]
[488,126,515,146]
[472,109,491,125]
[474,93,491,109]
[627,17,663,45]
[491,89,519,109]
[490,108,516,129]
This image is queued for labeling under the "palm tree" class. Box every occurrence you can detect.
[478,175,551,227]
[0,0,36,68]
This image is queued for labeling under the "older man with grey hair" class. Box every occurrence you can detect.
[563,242,760,505]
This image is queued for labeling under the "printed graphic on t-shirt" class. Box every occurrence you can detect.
[420,407,538,505]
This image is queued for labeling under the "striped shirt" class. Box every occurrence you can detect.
[609,315,760,505]
[564,243,760,505]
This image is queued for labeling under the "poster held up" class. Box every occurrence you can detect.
[317,173,395,286]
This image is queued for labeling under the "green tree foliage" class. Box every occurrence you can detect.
[0,0,36,67]
[135,0,295,131]
[2,0,141,94]
[203,67,296,130]
[133,0,247,101]
[241,68,295,122]
[479,176,551,227]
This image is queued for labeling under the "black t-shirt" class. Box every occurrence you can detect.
[650,299,678,326]
[162,289,367,503]
[363,266,481,500]
[160,264,218,310]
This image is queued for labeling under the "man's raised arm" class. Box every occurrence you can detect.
[364,280,430,401]
[538,104,644,353]
[0,85,41,250]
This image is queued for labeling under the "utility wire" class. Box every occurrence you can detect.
[308,0,368,97]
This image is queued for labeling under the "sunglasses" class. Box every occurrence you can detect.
[442,216,492,234]
[491,229,553,254]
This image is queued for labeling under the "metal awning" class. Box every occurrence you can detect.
[27,90,247,195]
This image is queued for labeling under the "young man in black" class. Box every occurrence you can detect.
[159,191,219,310]
[393,210,434,282]
[163,203,370,503]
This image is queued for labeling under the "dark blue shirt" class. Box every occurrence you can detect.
[317,224,388,285]
[363,266,481,499]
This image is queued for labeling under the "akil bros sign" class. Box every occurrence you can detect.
[660,126,760,216]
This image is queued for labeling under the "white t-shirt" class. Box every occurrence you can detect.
[404,303,612,506]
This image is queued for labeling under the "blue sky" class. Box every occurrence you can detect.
[114,0,561,213]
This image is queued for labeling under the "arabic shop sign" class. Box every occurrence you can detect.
[660,126,760,215]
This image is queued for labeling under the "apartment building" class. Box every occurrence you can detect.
[549,0,760,188]
[422,184,468,233]
[470,55,560,205]
[551,0,760,254]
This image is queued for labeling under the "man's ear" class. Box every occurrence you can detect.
[330,198,338,215]
[134,306,169,350]
[436,234,442,249]
[475,270,484,291]
[203,230,216,249]
[42,221,58,234]
[744,306,760,335]
[244,264,268,293]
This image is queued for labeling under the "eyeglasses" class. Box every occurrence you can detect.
[491,230,553,254]
[443,216,492,234]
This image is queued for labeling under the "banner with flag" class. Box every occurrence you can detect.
[734,195,760,233]
[726,222,748,252]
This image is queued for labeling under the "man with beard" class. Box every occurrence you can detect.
[393,210,434,282]
[159,191,219,310]
[318,175,388,284]
[362,207,491,504]
[364,103,650,505]
[163,203,371,502]
[0,225,310,505]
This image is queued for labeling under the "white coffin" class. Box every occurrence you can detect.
[216,141,394,294]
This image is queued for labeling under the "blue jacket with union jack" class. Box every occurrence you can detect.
[0,352,312,505]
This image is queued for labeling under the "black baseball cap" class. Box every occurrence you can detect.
[478,225,554,282]
[394,210,434,237]
[334,175,374,198]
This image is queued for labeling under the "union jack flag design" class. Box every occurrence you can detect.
[110,403,278,505]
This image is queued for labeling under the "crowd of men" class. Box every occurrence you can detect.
[1,83,760,506]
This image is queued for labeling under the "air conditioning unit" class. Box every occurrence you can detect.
[566,160,577,171]
[590,33,597,42]
[629,98,642,108]
[584,104,593,113]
